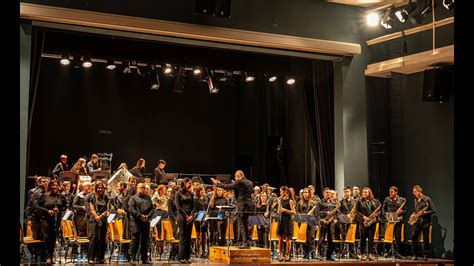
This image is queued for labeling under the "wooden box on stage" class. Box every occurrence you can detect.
[209,246,271,264]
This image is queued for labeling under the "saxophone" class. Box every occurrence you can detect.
[409,202,429,225]
[363,203,381,227]
[348,204,357,223]
[320,201,340,225]
[393,199,406,223]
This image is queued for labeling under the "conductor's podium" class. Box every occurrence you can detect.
[209,246,271,264]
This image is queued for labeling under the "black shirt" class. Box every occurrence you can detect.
[72,191,90,215]
[339,197,357,215]
[128,193,154,221]
[35,193,68,222]
[217,177,253,203]
[315,198,337,219]
[356,198,381,224]
[175,189,195,217]
[154,167,165,184]
[87,193,109,222]
[52,162,69,179]
[382,196,407,220]
[414,195,436,223]
[210,197,228,217]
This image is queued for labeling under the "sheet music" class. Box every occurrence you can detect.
[107,213,117,224]
[150,215,162,227]
[62,210,73,221]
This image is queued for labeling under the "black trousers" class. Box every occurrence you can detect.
[130,219,150,262]
[237,202,252,245]
[257,226,268,248]
[177,214,193,260]
[340,223,355,254]
[74,214,88,237]
[210,220,228,246]
[32,219,43,240]
[392,222,403,253]
[40,218,59,259]
[318,223,335,259]
[412,222,430,257]
[88,218,107,261]
[360,223,376,255]
[302,224,314,256]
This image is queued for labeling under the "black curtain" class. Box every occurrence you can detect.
[302,60,335,193]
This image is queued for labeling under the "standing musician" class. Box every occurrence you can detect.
[193,185,209,258]
[128,183,154,264]
[356,187,381,261]
[297,188,317,259]
[87,181,109,264]
[315,187,337,261]
[129,158,146,179]
[25,176,49,241]
[209,186,229,246]
[51,154,70,181]
[255,191,269,248]
[339,186,357,258]
[61,181,74,210]
[211,170,253,249]
[72,181,92,238]
[175,177,196,263]
[381,186,407,259]
[352,185,361,200]
[277,186,296,262]
[153,159,166,184]
[410,185,436,261]
[34,180,68,264]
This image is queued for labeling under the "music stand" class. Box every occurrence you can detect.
[195,211,207,222]
[163,173,178,184]
[337,214,351,224]
[91,170,110,181]
[60,171,77,183]
[386,212,399,223]
[216,174,231,184]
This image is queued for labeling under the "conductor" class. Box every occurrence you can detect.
[211,170,253,249]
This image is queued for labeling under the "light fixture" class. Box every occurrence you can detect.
[193,68,201,75]
[245,73,255,82]
[443,0,454,10]
[173,67,185,92]
[395,2,417,23]
[205,68,218,93]
[82,56,92,68]
[380,5,396,29]
[60,54,70,65]
[287,78,295,85]
[106,59,116,70]
[149,64,160,90]
[164,64,173,74]
[367,12,380,27]
[268,76,277,82]
[410,0,437,25]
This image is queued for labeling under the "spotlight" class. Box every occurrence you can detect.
[60,54,70,65]
[82,56,92,68]
[245,73,255,82]
[380,5,395,29]
[410,0,437,25]
[443,0,454,10]
[395,2,417,23]
[149,64,160,90]
[164,64,173,74]
[106,59,116,70]
[287,78,295,85]
[268,76,277,82]
[367,12,380,27]
[193,68,201,75]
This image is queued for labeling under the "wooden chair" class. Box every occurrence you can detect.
[153,224,165,259]
[334,223,358,261]
[225,221,235,241]
[19,222,44,262]
[377,222,396,259]
[251,225,259,241]
[293,222,308,259]
[108,221,132,262]
[161,219,180,262]
[65,220,89,263]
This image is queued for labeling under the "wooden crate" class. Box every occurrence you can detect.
[209,246,271,264]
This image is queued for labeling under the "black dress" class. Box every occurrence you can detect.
[277,198,293,237]
[194,197,209,232]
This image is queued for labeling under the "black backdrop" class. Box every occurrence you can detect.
[27,28,334,192]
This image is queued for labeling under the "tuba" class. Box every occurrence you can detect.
[108,167,133,192]
[363,204,381,227]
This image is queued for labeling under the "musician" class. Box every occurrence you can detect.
[352,185,361,200]
[86,154,101,174]
[315,187,337,261]
[129,158,146,179]
[339,186,357,258]
[255,191,269,248]
[308,185,321,203]
[51,154,69,180]
[330,190,341,240]
[289,187,299,203]
[153,159,166,184]
[209,187,229,246]
[211,170,253,249]
[297,188,317,259]
[175,177,195,263]
[382,186,406,259]
[35,180,67,263]
[411,185,436,261]
[72,181,91,237]
[87,181,109,263]
[194,186,209,258]
[128,183,154,264]
[70,158,89,175]
[252,186,261,204]
[61,181,74,210]
[356,187,381,261]
[25,176,49,241]
[275,186,295,261]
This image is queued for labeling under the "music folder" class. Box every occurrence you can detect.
[195,211,207,222]
[62,210,74,221]
[150,215,162,227]
[107,213,117,224]
[249,215,267,226]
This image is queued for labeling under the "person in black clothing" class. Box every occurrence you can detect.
[211,170,253,249]
[153,159,166,184]
[297,188,317,259]
[339,186,357,258]
[209,186,229,246]
[128,182,154,263]
[86,154,102,174]
[70,158,89,176]
[255,191,269,248]
[410,185,436,261]
[72,181,92,238]
[277,186,296,262]
[114,181,131,260]
[315,187,337,261]
[35,180,68,263]
[356,186,381,261]
[51,154,69,181]
[381,186,407,259]
[61,181,74,210]
[87,181,109,263]
[25,176,49,241]
[175,177,196,263]
[129,158,146,179]
[194,185,209,257]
